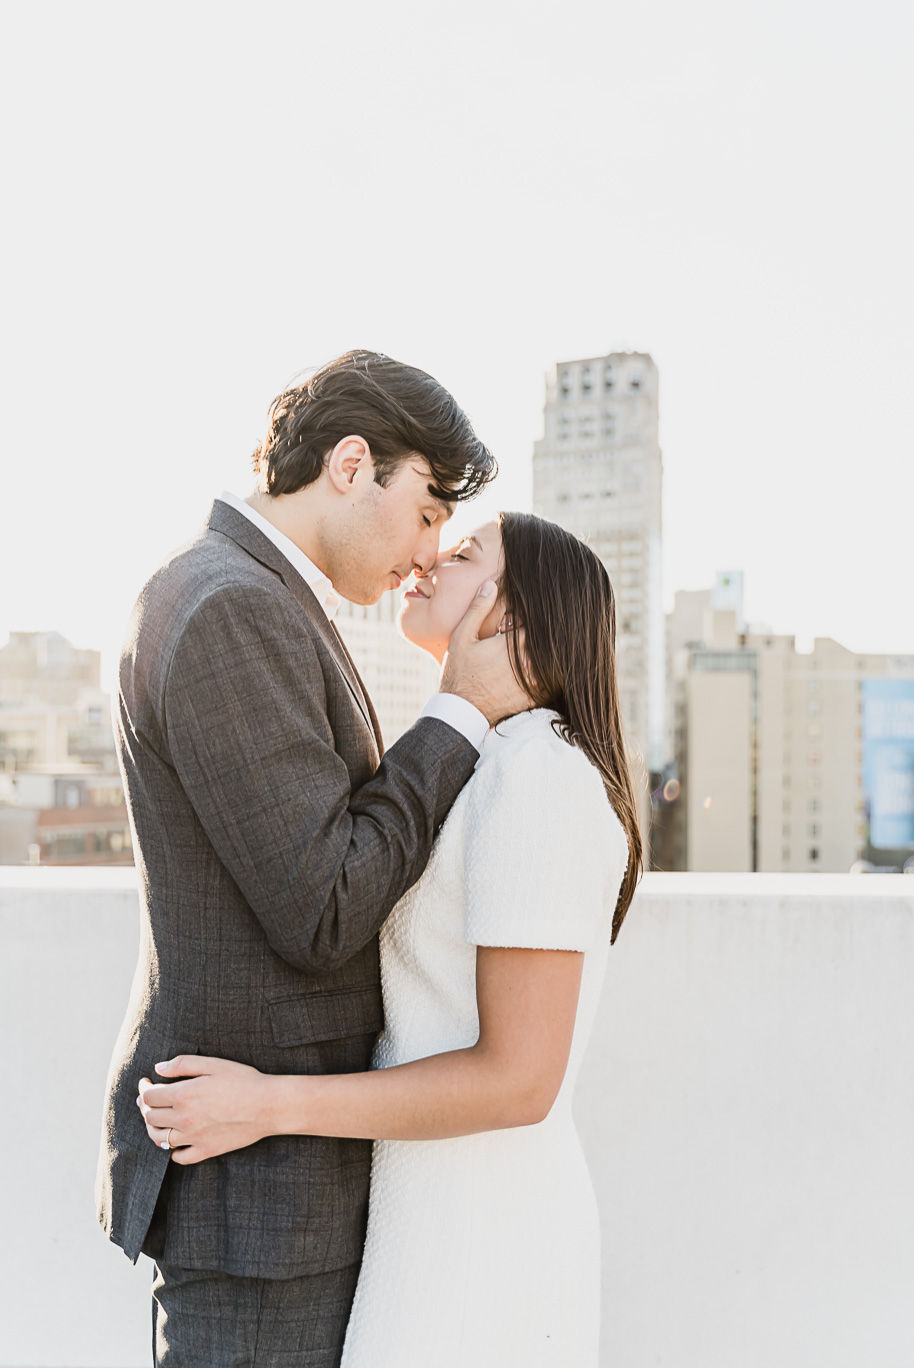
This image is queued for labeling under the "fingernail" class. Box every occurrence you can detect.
[155,1061,168,1071]
[478,580,495,598]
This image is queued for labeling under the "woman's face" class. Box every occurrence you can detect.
[398,520,505,664]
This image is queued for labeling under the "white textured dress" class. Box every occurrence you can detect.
[340,708,629,1368]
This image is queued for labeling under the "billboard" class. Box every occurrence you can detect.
[862,679,914,850]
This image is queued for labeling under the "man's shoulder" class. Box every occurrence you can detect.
[141,525,277,615]
[125,525,300,677]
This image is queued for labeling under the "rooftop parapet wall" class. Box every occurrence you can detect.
[2,871,912,1368]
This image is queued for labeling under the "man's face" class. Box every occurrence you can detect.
[327,457,455,605]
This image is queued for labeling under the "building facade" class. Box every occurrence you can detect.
[532,352,665,775]
[335,594,441,747]
[665,590,914,873]
[0,631,126,864]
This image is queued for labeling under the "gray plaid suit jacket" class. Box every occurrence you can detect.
[96,500,478,1279]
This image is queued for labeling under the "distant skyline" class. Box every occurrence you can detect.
[2,0,912,689]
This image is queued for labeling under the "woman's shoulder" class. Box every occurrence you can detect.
[476,710,628,843]
[463,709,630,952]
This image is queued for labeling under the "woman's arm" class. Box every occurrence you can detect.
[138,945,584,1165]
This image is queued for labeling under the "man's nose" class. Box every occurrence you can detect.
[412,535,441,578]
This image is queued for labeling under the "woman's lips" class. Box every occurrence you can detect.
[404,586,428,599]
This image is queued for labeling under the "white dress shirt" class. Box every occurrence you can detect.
[216,492,489,752]
[218,489,340,620]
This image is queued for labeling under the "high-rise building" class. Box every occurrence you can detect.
[335,594,441,747]
[664,586,914,873]
[532,352,665,776]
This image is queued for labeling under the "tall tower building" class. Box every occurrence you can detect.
[532,352,665,773]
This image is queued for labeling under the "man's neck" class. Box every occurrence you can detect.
[245,489,330,579]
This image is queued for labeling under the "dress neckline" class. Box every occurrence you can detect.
[486,707,563,745]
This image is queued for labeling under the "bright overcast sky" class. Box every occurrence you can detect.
[1,0,912,685]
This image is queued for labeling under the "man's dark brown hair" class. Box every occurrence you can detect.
[253,350,496,503]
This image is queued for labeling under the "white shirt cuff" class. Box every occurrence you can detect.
[420,694,489,752]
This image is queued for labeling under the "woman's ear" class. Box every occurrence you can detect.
[479,595,508,640]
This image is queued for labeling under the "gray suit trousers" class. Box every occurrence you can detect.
[152,1259,360,1367]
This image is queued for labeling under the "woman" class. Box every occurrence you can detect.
[139,511,642,1366]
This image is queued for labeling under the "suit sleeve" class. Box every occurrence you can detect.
[163,582,478,972]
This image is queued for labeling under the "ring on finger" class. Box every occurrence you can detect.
[160,1126,174,1152]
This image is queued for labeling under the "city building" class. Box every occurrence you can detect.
[663,582,914,872]
[335,594,441,746]
[0,631,125,864]
[0,631,116,772]
[532,352,665,778]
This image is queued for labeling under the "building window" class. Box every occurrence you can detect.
[604,365,614,391]
[782,822,791,837]
[808,699,821,714]
[581,367,592,393]
[809,847,820,862]
[782,847,791,862]
[629,375,641,390]
[808,798,820,813]
[560,371,571,399]
[808,822,819,837]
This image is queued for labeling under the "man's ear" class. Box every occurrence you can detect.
[325,436,372,493]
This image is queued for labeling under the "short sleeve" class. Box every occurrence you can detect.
[463,734,626,952]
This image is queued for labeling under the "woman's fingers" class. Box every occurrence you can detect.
[154,1054,221,1079]
[138,1080,179,1110]
[142,1115,206,1165]
[145,1117,183,1148]
[137,1088,175,1123]
[170,1145,206,1166]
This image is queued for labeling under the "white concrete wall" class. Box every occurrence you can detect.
[2,870,913,1367]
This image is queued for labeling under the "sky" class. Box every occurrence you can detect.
[1,0,912,688]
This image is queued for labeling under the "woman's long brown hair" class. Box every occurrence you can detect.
[497,511,642,943]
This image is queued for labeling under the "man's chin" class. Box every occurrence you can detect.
[341,585,386,607]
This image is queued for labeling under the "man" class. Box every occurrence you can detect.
[97,350,526,1364]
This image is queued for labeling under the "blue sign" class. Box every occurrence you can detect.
[862,679,914,849]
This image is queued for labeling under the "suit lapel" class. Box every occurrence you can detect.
[207,501,378,741]
[330,622,385,757]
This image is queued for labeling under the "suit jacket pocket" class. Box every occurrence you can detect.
[267,987,383,1048]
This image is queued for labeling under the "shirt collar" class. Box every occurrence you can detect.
[217,491,341,621]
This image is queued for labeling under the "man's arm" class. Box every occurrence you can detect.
[164,581,478,973]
